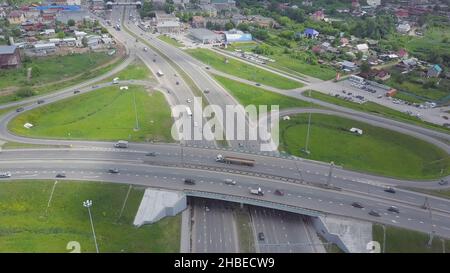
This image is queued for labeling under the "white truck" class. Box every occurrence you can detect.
[249,187,263,196]
[114,140,128,148]
[156,70,164,76]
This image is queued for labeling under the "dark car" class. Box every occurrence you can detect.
[369,210,381,217]
[146,152,157,156]
[176,81,179,85]
[274,189,285,196]
[205,66,210,70]
[73,90,81,94]
[255,83,261,86]
[153,59,156,62]
[384,187,396,194]
[108,168,120,174]
[258,232,265,241]
[387,206,400,213]
[352,202,364,208]
[439,179,448,186]
[37,100,45,104]
[56,173,66,178]
[16,107,24,112]
[183,178,196,185]
[204,89,210,94]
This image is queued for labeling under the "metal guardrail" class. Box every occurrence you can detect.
[184,190,322,217]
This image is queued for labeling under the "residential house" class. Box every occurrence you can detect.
[427,64,442,78]
[375,70,391,81]
[311,10,325,21]
[340,60,358,71]
[340,37,349,46]
[33,43,56,54]
[8,11,25,25]
[397,23,411,34]
[247,15,276,28]
[0,45,21,69]
[356,43,369,52]
[303,28,319,39]
[397,48,409,59]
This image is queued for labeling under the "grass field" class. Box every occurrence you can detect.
[279,114,450,179]
[213,75,311,110]
[225,42,336,80]
[104,59,154,82]
[305,90,450,134]
[234,206,255,253]
[373,224,450,253]
[0,180,180,253]
[9,85,173,142]
[0,52,125,105]
[158,35,184,48]
[186,48,303,90]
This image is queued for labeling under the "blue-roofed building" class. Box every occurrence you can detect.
[32,5,81,12]
[304,28,319,39]
[224,29,252,43]
[427,64,443,78]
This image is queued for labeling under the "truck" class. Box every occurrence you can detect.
[216,154,255,167]
[114,140,128,148]
[156,70,164,76]
[186,106,192,116]
[249,187,263,196]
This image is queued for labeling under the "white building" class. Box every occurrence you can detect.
[156,21,181,34]
[366,0,381,7]
[356,43,369,52]
[397,23,411,34]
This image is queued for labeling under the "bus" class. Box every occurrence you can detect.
[349,75,365,84]
[186,106,192,117]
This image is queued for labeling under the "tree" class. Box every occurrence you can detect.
[15,87,35,98]
[67,19,75,27]
[57,31,65,39]
[81,37,88,48]
[225,21,234,31]
[164,3,175,14]
[237,23,249,32]
[360,61,370,73]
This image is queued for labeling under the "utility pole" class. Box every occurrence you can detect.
[303,112,312,155]
[295,160,304,183]
[326,161,334,186]
[83,200,99,253]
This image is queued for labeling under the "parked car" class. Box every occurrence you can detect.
[56,173,66,178]
[108,168,120,174]
[369,210,381,217]
[387,206,400,213]
[384,187,396,194]
[258,232,265,241]
[352,202,364,208]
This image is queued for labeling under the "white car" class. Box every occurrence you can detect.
[186,98,192,103]
[0,172,11,178]
[224,178,236,185]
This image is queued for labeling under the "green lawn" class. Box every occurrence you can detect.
[158,35,184,48]
[0,106,16,117]
[234,206,255,253]
[213,75,311,110]
[186,48,303,90]
[279,114,450,179]
[373,224,450,253]
[104,59,154,82]
[306,90,450,134]
[0,180,180,253]
[9,85,173,142]
[0,52,124,105]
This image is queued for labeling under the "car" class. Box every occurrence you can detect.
[439,179,448,186]
[205,66,210,70]
[183,178,196,185]
[224,178,236,185]
[16,107,24,112]
[274,189,285,196]
[384,187,396,194]
[186,98,192,103]
[143,47,148,51]
[37,99,45,104]
[56,173,66,178]
[108,168,120,174]
[443,116,449,120]
[255,83,261,86]
[258,232,265,241]
[176,81,179,85]
[204,89,210,93]
[153,59,156,62]
[205,206,210,212]
[387,206,400,213]
[0,172,11,178]
[369,210,381,217]
[146,152,157,156]
[73,90,80,94]
[351,202,364,208]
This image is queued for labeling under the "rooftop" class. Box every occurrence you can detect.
[0,45,17,55]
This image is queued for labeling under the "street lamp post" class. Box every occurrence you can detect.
[326,161,334,186]
[83,200,99,253]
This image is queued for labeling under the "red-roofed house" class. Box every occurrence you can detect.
[397,48,409,59]
[311,10,325,21]
[395,9,409,19]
